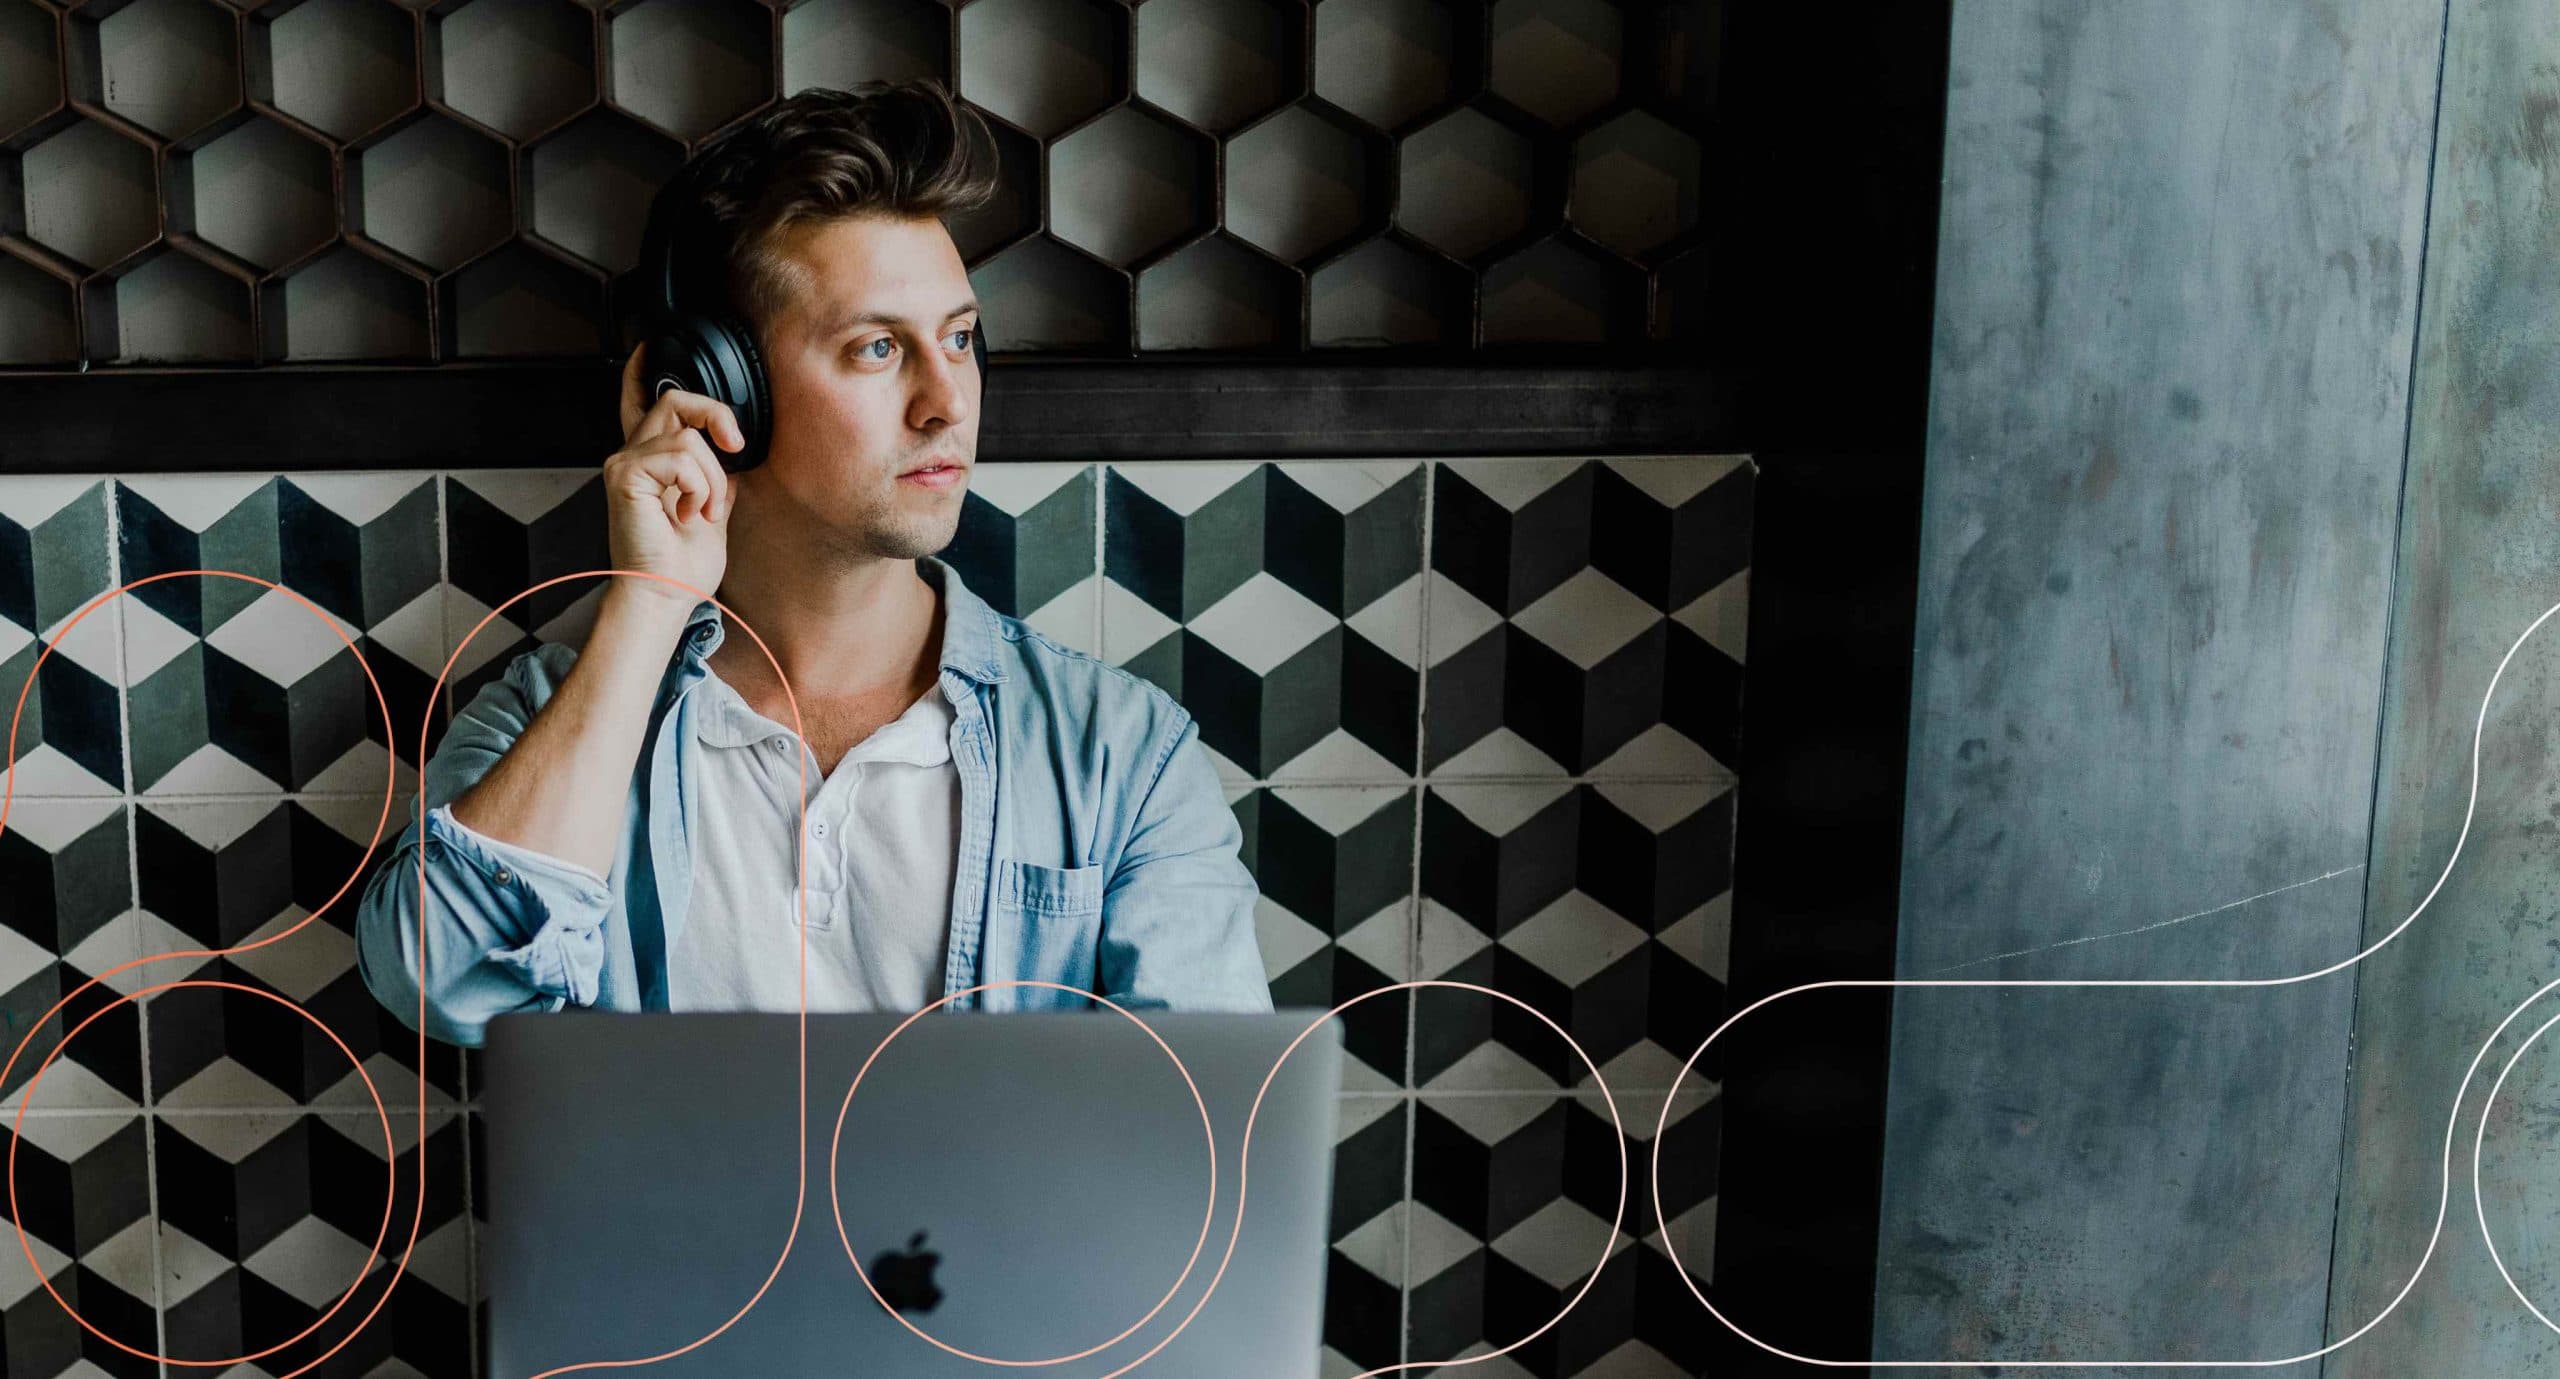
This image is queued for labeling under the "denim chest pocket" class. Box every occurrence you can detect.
[993,858,1105,915]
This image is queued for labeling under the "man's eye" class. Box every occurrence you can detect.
[858,337,894,361]
[949,326,975,352]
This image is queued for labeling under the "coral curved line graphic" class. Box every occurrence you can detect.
[1080,981,1628,1379]
[2,572,412,1374]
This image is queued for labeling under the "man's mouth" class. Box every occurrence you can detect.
[899,460,966,489]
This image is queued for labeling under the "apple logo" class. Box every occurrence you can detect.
[871,1230,944,1314]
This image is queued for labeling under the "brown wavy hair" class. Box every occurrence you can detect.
[666,79,999,345]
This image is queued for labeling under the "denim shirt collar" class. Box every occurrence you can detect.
[670,554,1010,686]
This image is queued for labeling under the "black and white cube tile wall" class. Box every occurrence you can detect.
[0,455,1746,1377]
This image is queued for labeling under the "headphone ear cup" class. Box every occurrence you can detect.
[639,314,769,474]
[718,314,772,473]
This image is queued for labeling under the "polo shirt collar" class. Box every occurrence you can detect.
[674,554,1008,687]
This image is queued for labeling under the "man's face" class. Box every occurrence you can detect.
[751,214,980,560]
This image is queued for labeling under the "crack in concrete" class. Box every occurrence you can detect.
[1916,863,2370,977]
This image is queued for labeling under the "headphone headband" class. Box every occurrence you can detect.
[632,141,987,477]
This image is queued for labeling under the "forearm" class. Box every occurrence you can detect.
[449,583,692,876]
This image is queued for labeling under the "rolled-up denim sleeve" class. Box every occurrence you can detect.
[1096,713,1275,1013]
[355,647,618,1048]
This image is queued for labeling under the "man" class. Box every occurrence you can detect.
[355,81,1271,1048]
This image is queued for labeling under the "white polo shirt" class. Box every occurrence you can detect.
[666,660,961,1013]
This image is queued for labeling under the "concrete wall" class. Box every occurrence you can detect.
[2324,0,2560,1371]
[1877,0,2444,1364]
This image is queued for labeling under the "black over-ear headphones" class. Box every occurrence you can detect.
[633,155,990,475]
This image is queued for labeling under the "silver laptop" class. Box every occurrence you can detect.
[480,1009,1343,1377]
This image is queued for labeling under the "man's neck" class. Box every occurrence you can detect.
[707,548,943,709]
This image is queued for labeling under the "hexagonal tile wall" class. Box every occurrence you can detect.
[783,0,946,96]
[22,119,161,272]
[0,251,79,363]
[434,0,596,143]
[1049,102,1212,268]
[255,0,419,144]
[1134,0,1296,134]
[175,116,335,273]
[443,238,608,356]
[85,0,241,141]
[0,0,1717,361]
[1226,101,1383,266]
[524,110,685,275]
[605,0,773,142]
[99,243,254,362]
[1314,0,1459,133]
[958,0,1121,139]
[1398,104,1534,263]
[1570,109,1703,259]
[0,0,63,136]
[262,243,432,360]
[1488,0,1620,127]
[968,232,1125,351]
[1310,233,1464,346]
[351,112,513,274]
[1136,231,1296,348]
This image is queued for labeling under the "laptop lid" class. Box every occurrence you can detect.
[481,1009,1343,1377]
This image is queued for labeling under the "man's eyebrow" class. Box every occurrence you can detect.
[821,301,980,334]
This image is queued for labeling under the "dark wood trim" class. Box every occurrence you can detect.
[0,357,1737,473]
[1701,0,1947,1373]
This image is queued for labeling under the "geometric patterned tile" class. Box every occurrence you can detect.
[442,470,608,712]
[137,796,459,1109]
[13,447,1748,1379]
[154,1110,470,1376]
[1425,457,1749,778]
[0,478,122,798]
[1405,1090,1718,1377]
[0,800,142,1111]
[940,462,1100,652]
[1324,1095,1408,1373]
[1413,783,1733,1093]
[1105,462,1424,780]
[1233,784,1416,1091]
[118,477,442,795]
[0,1115,156,1377]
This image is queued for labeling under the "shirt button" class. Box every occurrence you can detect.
[494,867,513,885]
[811,821,828,838]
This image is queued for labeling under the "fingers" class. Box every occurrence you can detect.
[612,431,731,525]
[618,345,648,441]
[631,383,746,456]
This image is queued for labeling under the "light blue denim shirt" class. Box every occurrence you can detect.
[354,555,1272,1047]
